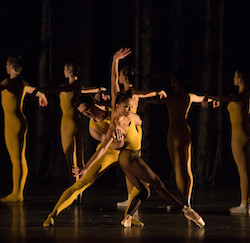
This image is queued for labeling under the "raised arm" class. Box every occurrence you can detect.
[111,48,131,109]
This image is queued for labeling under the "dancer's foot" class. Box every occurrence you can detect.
[121,214,132,228]
[18,195,24,202]
[0,193,19,202]
[121,215,144,227]
[117,198,130,207]
[230,203,248,214]
[43,215,55,227]
[182,206,205,228]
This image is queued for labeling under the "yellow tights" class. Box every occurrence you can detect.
[231,136,250,204]
[1,114,28,202]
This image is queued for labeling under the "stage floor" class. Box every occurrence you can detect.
[0,182,250,243]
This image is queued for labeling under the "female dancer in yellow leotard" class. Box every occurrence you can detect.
[0,55,47,202]
[74,92,205,228]
[43,94,142,227]
[204,69,250,214]
[59,61,106,183]
[111,48,167,207]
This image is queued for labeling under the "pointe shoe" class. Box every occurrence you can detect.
[43,216,55,227]
[121,216,144,227]
[0,194,19,202]
[117,198,130,207]
[182,206,205,228]
[121,215,132,228]
[230,205,248,215]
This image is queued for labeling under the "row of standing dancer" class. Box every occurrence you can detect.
[0,49,250,228]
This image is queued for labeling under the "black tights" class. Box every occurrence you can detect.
[119,149,183,216]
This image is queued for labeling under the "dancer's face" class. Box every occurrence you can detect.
[6,61,13,75]
[233,71,242,87]
[64,65,72,78]
[116,98,132,117]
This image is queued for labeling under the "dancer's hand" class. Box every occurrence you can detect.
[37,92,48,107]
[158,90,167,99]
[113,48,131,61]
[114,127,124,142]
[213,100,220,108]
[101,93,110,101]
[73,166,87,180]
[72,165,80,174]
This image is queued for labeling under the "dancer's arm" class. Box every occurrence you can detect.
[74,120,121,179]
[201,93,247,108]
[206,93,242,103]
[111,48,131,109]
[0,79,7,90]
[25,86,48,107]
[59,83,107,94]
[81,86,107,94]
[189,93,220,108]
[133,89,167,99]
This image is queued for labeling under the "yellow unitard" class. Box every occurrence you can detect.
[43,115,141,226]
[121,105,142,199]
[40,81,84,183]
[1,78,28,202]
[166,92,193,205]
[60,92,84,183]
[227,102,250,204]
[44,115,120,221]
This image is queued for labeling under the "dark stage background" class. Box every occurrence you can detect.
[0,0,250,190]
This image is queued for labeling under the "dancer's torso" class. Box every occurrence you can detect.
[227,97,250,139]
[167,91,191,145]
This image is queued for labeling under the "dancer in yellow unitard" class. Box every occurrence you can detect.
[204,68,250,214]
[74,92,205,228]
[111,48,167,207]
[0,55,47,202]
[43,94,142,227]
[59,61,106,183]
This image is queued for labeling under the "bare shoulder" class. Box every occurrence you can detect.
[0,78,9,85]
